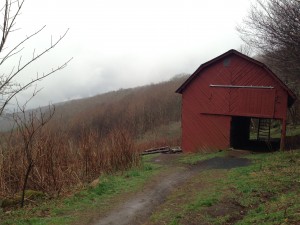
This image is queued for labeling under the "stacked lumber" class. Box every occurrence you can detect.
[141,146,182,155]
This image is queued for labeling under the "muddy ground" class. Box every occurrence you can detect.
[89,152,251,225]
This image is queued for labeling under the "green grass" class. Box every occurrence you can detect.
[149,168,226,225]
[2,150,300,225]
[0,156,163,225]
[231,151,300,224]
[250,124,300,139]
[149,150,300,225]
[286,124,300,137]
[178,150,225,165]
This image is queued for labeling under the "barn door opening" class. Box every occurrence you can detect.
[230,116,280,151]
[230,116,251,149]
[250,118,281,149]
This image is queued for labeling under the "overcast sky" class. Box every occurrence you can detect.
[6,0,253,109]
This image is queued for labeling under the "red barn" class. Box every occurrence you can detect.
[176,49,296,152]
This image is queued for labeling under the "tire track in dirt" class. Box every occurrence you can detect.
[92,154,251,225]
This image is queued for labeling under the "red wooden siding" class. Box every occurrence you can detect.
[177,50,296,152]
[182,94,231,152]
[229,88,276,117]
[206,87,277,118]
[197,54,289,119]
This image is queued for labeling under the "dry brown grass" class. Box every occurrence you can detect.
[0,127,140,202]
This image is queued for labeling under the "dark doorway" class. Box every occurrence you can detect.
[230,116,251,149]
[230,116,280,151]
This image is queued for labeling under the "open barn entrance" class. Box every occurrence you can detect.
[230,116,280,151]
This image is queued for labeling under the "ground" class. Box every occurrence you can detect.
[1,150,299,225]
[89,152,252,225]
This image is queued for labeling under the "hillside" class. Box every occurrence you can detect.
[48,74,187,147]
[1,74,188,146]
[0,74,188,203]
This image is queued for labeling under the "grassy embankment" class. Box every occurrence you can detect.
[148,150,300,225]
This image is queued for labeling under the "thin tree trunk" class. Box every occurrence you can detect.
[21,162,33,207]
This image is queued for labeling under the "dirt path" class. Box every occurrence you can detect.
[92,153,251,225]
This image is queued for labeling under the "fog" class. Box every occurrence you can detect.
[3,0,253,110]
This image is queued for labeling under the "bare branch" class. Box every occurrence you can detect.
[0,0,25,53]
[0,0,71,118]
[237,0,300,83]
[0,25,46,65]
[0,57,72,115]
[12,101,55,207]
[3,28,70,87]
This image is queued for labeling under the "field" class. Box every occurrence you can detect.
[1,149,299,225]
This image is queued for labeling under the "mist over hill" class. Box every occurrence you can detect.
[0,74,189,146]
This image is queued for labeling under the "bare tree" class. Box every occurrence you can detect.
[237,0,300,83]
[0,0,72,115]
[239,44,253,57]
[13,102,55,207]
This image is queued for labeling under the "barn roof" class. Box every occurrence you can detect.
[176,49,296,107]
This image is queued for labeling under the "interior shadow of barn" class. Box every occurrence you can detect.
[230,116,281,152]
